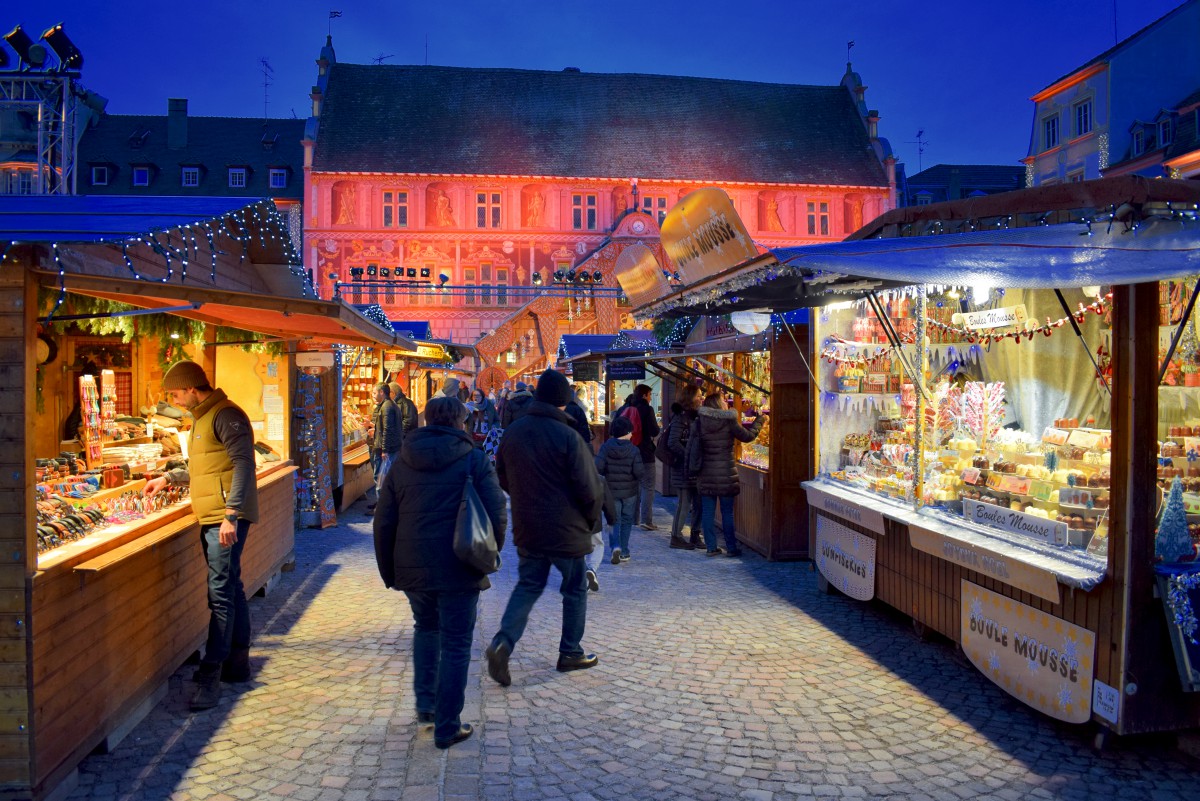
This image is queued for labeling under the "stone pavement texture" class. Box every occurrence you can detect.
[67,495,1200,801]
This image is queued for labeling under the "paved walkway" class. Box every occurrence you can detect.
[68,495,1200,801]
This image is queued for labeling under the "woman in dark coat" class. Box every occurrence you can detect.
[373,396,507,749]
[667,385,703,549]
[466,387,500,448]
[687,392,766,557]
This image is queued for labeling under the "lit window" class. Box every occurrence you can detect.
[1160,119,1172,146]
[476,191,502,228]
[480,262,492,305]
[1043,115,1059,150]
[269,169,287,189]
[806,201,829,236]
[464,268,477,305]
[383,190,408,228]
[91,166,109,186]
[11,171,34,194]
[641,195,668,223]
[497,268,508,306]
[1073,101,1092,137]
[132,167,150,187]
[228,168,246,188]
[572,193,597,230]
[181,167,199,187]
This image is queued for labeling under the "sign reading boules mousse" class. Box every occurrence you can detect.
[659,188,759,285]
[814,516,876,601]
[960,580,1095,723]
[963,498,1067,546]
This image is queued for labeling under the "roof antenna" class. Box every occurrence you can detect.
[847,40,854,64]
[260,58,274,120]
[907,129,928,173]
[372,53,394,65]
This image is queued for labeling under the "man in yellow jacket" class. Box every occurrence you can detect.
[144,360,259,711]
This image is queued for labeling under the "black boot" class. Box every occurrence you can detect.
[190,664,222,711]
[221,647,251,683]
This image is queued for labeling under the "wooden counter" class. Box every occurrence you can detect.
[339,444,374,511]
[27,464,296,797]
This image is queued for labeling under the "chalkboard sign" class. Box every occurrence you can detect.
[606,360,645,380]
[1156,571,1200,692]
[573,361,601,382]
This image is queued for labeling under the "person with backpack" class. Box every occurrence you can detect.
[687,392,767,556]
[595,414,643,566]
[665,385,703,549]
[624,384,660,531]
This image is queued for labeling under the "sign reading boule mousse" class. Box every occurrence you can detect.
[963,498,1067,546]
[815,516,876,601]
[961,304,1027,331]
[960,580,1095,723]
[659,188,759,285]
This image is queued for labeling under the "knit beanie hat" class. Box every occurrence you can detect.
[162,360,209,391]
[535,368,572,406]
[442,377,461,396]
[611,415,634,439]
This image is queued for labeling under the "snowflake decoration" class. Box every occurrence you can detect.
[1061,637,1079,664]
[987,652,1000,672]
[1056,686,1073,709]
[1027,658,1039,675]
[970,598,984,621]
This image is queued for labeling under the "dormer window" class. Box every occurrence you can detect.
[269,168,287,189]
[132,166,150,187]
[1133,129,1145,156]
[1159,118,1173,146]
[91,166,109,186]
[182,166,200,187]
[228,167,247,188]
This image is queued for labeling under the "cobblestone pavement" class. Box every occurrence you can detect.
[68,495,1200,801]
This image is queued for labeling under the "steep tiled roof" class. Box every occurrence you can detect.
[907,164,1026,190]
[314,64,887,187]
[78,114,305,198]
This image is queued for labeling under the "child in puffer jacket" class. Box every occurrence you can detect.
[595,415,644,566]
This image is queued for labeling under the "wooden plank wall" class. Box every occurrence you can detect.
[0,262,33,792]
[733,465,769,556]
[29,469,296,794]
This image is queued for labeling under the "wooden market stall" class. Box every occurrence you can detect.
[635,177,1200,739]
[0,196,406,799]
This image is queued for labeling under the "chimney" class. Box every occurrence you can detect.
[167,98,188,150]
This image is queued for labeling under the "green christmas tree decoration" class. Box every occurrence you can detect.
[1157,477,1195,563]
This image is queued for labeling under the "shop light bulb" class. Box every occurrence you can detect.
[972,281,992,304]
[169,332,180,340]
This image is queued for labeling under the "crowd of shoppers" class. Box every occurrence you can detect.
[362,368,765,749]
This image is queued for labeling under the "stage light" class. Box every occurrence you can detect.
[406,268,417,278]
[438,273,449,287]
[349,267,364,278]
[5,26,45,68]
[532,271,542,286]
[41,24,83,70]
[552,270,564,283]
[380,267,390,277]
[366,265,377,276]
[419,267,430,278]
[592,270,603,283]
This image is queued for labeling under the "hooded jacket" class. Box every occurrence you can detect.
[632,395,660,463]
[500,388,533,428]
[497,400,604,557]
[688,406,765,497]
[373,425,508,591]
[564,399,593,443]
[595,437,643,499]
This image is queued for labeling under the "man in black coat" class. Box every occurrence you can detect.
[500,380,533,429]
[630,384,661,531]
[485,369,604,686]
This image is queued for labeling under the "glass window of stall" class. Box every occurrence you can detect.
[1157,278,1200,562]
[734,350,771,470]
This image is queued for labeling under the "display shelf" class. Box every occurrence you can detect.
[55,478,148,508]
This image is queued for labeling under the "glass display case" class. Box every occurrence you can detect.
[814,286,1114,554]
[735,351,771,469]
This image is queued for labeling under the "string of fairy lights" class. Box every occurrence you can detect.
[3,200,312,321]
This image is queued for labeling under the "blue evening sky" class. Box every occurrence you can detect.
[6,0,1188,173]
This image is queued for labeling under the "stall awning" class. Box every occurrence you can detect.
[634,176,1200,320]
[37,272,416,350]
[391,321,432,340]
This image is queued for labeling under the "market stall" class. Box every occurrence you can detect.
[632,177,1200,738]
[0,196,405,799]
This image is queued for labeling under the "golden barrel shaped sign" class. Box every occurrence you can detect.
[613,242,668,310]
[660,188,758,285]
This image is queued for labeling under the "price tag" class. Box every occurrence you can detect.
[961,467,981,485]
[1042,427,1069,446]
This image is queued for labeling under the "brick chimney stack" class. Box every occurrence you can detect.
[167,98,188,150]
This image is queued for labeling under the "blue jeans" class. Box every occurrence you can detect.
[584,531,604,574]
[404,589,479,743]
[638,463,656,525]
[610,495,635,555]
[701,495,738,553]
[200,519,251,666]
[672,485,702,540]
[493,551,588,658]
